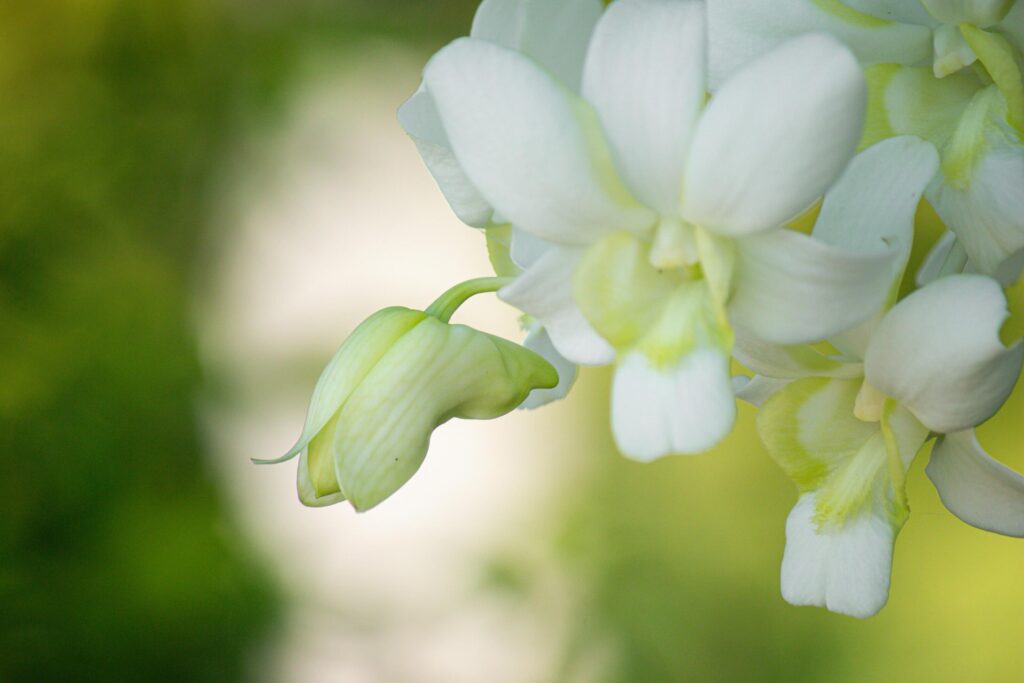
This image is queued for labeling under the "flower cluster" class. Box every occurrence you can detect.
[262,0,1024,618]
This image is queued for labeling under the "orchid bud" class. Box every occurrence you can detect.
[257,281,558,511]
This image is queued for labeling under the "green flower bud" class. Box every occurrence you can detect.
[257,281,558,512]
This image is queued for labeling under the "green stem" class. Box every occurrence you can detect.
[424,276,514,323]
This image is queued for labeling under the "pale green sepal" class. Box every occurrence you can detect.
[882,66,981,149]
[574,231,686,350]
[960,24,1024,133]
[308,410,345,497]
[485,224,519,277]
[333,317,558,511]
[297,450,346,508]
[941,85,1003,187]
[253,307,427,465]
[758,378,875,492]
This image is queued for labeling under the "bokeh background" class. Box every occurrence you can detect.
[3,1,1023,681]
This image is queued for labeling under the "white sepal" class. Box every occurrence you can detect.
[581,0,706,214]
[683,34,866,236]
[730,229,896,345]
[424,38,655,246]
[927,430,1024,537]
[864,274,1024,434]
[520,324,579,409]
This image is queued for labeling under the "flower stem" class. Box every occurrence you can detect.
[425,276,515,323]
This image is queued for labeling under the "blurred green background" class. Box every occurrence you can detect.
[2,1,1022,682]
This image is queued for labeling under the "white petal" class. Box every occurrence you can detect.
[865,274,1024,433]
[933,23,978,78]
[928,108,1024,275]
[733,327,864,379]
[397,86,493,227]
[509,227,553,270]
[471,0,603,91]
[581,0,706,214]
[1001,2,1024,51]
[612,348,736,461]
[424,38,655,245]
[734,374,792,407]
[993,247,1024,286]
[813,136,939,276]
[707,0,931,90]
[809,135,939,354]
[927,430,1024,537]
[730,229,897,345]
[519,324,579,409]
[780,493,896,619]
[499,246,615,366]
[684,34,866,236]
[915,231,967,286]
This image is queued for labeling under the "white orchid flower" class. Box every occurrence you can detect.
[709,0,1024,279]
[421,0,929,461]
[741,274,1024,617]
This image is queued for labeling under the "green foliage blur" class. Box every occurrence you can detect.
[0,1,480,680]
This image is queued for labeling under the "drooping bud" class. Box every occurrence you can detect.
[257,279,558,511]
